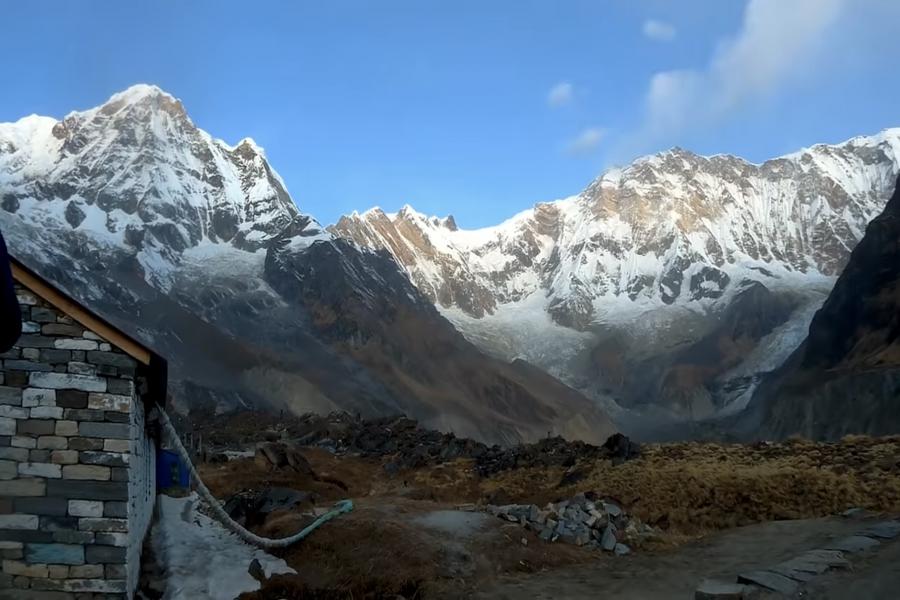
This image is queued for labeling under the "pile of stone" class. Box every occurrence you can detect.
[473,436,619,477]
[283,412,639,476]
[484,492,655,555]
[292,412,487,470]
[203,410,641,477]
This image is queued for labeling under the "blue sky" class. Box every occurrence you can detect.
[2,1,899,227]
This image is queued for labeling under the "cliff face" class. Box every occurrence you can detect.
[750,174,900,439]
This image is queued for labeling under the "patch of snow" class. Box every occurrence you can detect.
[152,494,295,600]
[222,450,256,461]
[441,292,594,379]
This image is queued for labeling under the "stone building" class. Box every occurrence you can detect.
[0,256,167,600]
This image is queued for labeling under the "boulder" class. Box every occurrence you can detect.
[601,432,641,465]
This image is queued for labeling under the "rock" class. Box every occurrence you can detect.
[566,506,589,524]
[796,549,850,569]
[558,529,577,545]
[737,571,798,595]
[695,579,759,599]
[601,525,617,551]
[613,543,631,556]
[601,432,641,465]
[766,562,816,582]
[256,441,315,474]
[823,535,880,553]
[779,557,830,575]
[861,521,900,540]
[603,502,622,517]
[247,558,266,584]
[486,492,637,557]
[574,527,592,546]
[290,415,614,478]
[841,507,866,518]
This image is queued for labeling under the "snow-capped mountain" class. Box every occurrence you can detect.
[334,131,900,322]
[0,84,328,290]
[332,130,900,427]
[0,85,615,445]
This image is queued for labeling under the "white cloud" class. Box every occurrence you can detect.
[547,82,574,107]
[566,128,605,156]
[627,0,847,153]
[642,19,676,42]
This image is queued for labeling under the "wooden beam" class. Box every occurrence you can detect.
[11,263,152,365]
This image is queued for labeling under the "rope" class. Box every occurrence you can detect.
[157,406,354,549]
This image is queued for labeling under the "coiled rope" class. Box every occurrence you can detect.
[157,406,354,549]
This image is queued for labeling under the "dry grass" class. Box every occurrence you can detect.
[199,447,384,503]
[469,436,900,536]
[216,436,900,598]
[206,436,900,539]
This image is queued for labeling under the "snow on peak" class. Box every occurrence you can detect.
[397,204,427,220]
[0,85,314,284]
[105,83,176,105]
[224,137,267,157]
[334,127,900,325]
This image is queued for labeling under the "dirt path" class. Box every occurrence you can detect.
[473,517,874,599]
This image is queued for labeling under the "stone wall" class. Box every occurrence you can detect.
[125,394,154,596]
[0,283,156,600]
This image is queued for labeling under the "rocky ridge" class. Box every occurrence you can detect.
[333,131,900,321]
[749,173,900,439]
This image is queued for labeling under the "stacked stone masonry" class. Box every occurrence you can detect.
[1,283,156,600]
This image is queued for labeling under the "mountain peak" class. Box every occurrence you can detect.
[106,83,175,105]
[228,137,267,160]
[93,84,187,121]
[396,204,427,221]
[0,85,304,260]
